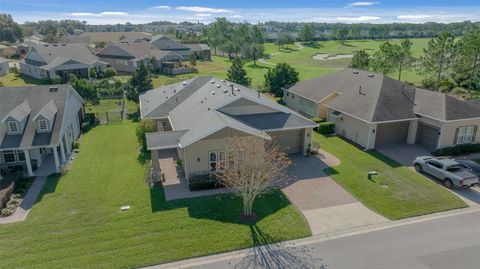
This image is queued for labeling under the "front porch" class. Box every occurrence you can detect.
[151,149,228,201]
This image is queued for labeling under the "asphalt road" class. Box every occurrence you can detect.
[187,210,480,269]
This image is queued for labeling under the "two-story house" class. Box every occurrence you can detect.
[0,85,84,176]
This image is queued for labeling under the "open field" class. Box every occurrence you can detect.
[0,121,310,269]
[314,132,467,220]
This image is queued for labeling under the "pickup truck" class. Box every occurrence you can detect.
[413,156,479,188]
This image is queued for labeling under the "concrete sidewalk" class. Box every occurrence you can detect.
[0,176,47,224]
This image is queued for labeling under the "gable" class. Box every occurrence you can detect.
[97,44,134,58]
[25,47,46,64]
[218,97,279,116]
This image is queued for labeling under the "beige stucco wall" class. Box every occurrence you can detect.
[438,118,480,148]
[327,108,370,148]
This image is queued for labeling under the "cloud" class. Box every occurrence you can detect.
[397,15,432,20]
[347,2,380,7]
[194,13,212,17]
[69,11,128,17]
[100,12,128,16]
[176,6,233,13]
[150,5,171,10]
[336,16,381,22]
[231,15,244,18]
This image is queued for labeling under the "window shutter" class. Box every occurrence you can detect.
[453,127,460,145]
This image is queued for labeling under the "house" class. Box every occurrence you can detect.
[0,44,16,58]
[149,35,211,60]
[19,43,108,81]
[76,32,152,44]
[284,69,480,151]
[0,57,9,77]
[0,85,84,176]
[96,41,191,75]
[140,76,317,179]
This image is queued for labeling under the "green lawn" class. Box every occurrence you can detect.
[314,133,467,220]
[0,72,48,86]
[0,121,310,269]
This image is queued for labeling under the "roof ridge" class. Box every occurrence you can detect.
[368,74,387,122]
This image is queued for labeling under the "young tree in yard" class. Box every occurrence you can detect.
[219,136,291,218]
[349,49,371,70]
[125,61,153,103]
[394,39,414,81]
[453,29,480,89]
[149,57,158,73]
[371,42,397,75]
[244,43,264,65]
[227,58,251,87]
[417,32,456,91]
[264,63,299,97]
[89,67,97,79]
[70,78,99,105]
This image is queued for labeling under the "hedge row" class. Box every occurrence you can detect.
[0,179,14,210]
[433,143,480,156]
[188,174,223,191]
[316,121,335,134]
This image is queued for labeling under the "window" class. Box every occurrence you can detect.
[208,150,226,172]
[17,151,25,162]
[2,150,16,163]
[8,121,19,133]
[38,119,48,131]
[456,126,476,145]
[427,161,443,169]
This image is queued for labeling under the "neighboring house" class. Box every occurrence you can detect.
[14,39,48,56]
[96,41,191,75]
[19,43,108,81]
[0,57,9,77]
[149,35,211,60]
[0,44,16,58]
[0,85,84,176]
[284,69,480,151]
[77,32,152,44]
[140,76,317,179]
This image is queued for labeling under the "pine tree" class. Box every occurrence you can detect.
[227,58,251,87]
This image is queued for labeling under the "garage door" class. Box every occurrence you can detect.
[268,129,303,154]
[416,122,439,151]
[375,121,410,147]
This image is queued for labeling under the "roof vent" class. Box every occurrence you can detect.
[182,81,187,86]
[173,89,176,93]
[211,91,216,95]
[53,44,58,46]
[352,70,359,74]
[216,84,221,88]
[61,44,66,46]
[235,88,240,92]
[221,80,226,83]
[223,89,228,93]
[368,74,374,78]
[211,80,215,84]
[43,44,48,47]
[49,87,58,92]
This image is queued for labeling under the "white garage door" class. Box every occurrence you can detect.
[268,129,303,154]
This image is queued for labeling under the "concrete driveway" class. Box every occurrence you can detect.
[282,154,389,235]
[376,144,431,167]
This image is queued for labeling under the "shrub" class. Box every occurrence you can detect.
[176,159,184,166]
[103,67,117,78]
[136,119,156,149]
[311,117,325,124]
[433,143,480,156]
[188,174,223,191]
[50,75,62,84]
[0,179,14,209]
[452,87,467,95]
[317,121,335,134]
[72,140,80,150]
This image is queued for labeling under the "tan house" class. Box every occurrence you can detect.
[140,76,317,179]
[284,69,480,151]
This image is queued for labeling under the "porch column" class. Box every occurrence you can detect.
[64,134,72,154]
[59,140,67,163]
[407,120,419,144]
[24,150,34,177]
[52,146,60,173]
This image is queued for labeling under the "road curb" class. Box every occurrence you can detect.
[145,205,480,269]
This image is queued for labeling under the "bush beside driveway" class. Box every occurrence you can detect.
[0,122,310,269]
[314,133,467,220]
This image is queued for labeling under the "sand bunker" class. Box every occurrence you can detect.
[313,53,353,60]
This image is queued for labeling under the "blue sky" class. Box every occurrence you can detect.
[1,0,479,24]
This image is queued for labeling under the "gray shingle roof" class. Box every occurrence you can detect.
[185,43,210,52]
[32,100,58,121]
[150,35,189,51]
[141,76,317,149]
[146,130,187,149]
[0,85,75,149]
[287,69,479,122]
[97,41,183,61]
[25,44,103,69]
[1,101,31,122]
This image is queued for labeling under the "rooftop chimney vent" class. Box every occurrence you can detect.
[352,70,359,74]
[368,74,374,78]
[49,87,58,92]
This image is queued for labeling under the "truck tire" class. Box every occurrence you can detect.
[443,179,453,189]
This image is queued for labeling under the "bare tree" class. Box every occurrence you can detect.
[220,136,291,217]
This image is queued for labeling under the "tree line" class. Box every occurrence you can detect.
[350,29,480,92]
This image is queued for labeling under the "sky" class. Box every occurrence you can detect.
[1,0,479,24]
